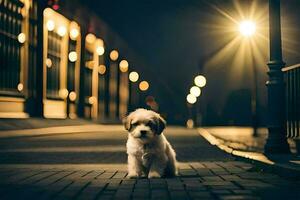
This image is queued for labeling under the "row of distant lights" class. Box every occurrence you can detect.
[186,75,206,104]
[46,19,149,97]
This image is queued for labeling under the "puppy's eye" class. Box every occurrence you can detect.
[146,121,154,128]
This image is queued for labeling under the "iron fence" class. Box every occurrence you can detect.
[283,64,300,138]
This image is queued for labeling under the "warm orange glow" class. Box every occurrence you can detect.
[86,33,96,44]
[46,20,55,31]
[88,96,97,104]
[69,22,79,40]
[129,71,139,82]
[186,119,194,128]
[46,58,52,68]
[59,89,69,99]
[17,33,26,43]
[119,60,129,72]
[69,91,77,101]
[190,86,201,97]
[57,26,67,37]
[98,65,106,74]
[139,81,149,91]
[194,75,206,87]
[96,46,105,56]
[17,83,23,92]
[187,94,196,104]
[68,51,77,62]
[110,50,119,61]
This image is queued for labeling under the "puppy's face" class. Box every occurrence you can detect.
[123,109,166,144]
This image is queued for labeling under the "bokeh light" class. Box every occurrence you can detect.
[69,91,77,101]
[68,51,77,62]
[46,58,52,68]
[139,81,149,91]
[186,94,197,104]
[17,33,26,43]
[186,119,194,129]
[85,33,96,44]
[190,86,201,97]
[119,60,129,72]
[70,28,79,40]
[57,26,67,37]
[46,20,55,31]
[110,50,119,61]
[194,75,206,87]
[129,71,139,82]
[98,65,106,74]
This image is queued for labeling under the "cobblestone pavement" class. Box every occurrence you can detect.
[0,127,299,199]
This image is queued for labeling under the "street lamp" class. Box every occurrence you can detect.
[194,75,206,87]
[239,20,256,37]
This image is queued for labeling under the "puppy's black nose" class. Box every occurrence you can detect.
[140,130,147,136]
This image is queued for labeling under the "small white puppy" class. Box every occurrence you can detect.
[123,108,177,178]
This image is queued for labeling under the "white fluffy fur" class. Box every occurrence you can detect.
[124,108,177,178]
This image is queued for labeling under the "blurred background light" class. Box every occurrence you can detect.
[239,20,256,37]
[88,96,97,104]
[110,50,119,61]
[46,58,52,68]
[98,65,106,74]
[194,75,206,87]
[186,94,197,104]
[85,33,96,44]
[139,81,149,91]
[129,71,139,82]
[46,20,55,31]
[190,86,201,97]
[17,33,26,43]
[59,89,69,99]
[70,28,79,40]
[17,83,23,92]
[69,91,77,101]
[186,119,194,129]
[119,60,129,72]
[68,51,77,62]
[96,46,105,55]
[57,26,67,37]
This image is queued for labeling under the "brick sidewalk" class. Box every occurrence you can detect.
[1,161,300,200]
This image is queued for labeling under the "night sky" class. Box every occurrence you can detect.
[84,0,300,125]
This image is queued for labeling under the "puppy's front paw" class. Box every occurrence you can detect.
[148,171,161,179]
[127,172,140,179]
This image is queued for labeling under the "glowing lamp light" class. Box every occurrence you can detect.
[98,65,106,74]
[187,94,197,104]
[96,46,105,56]
[239,20,256,37]
[68,51,77,62]
[17,33,26,43]
[85,33,96,44]
[119,60,129,72]
[186,119,194,129]
[194,75,206,87]
[190,86,201,97]
[129,71,139,82]
[17,83,23,92]
[110,50,119,61]
[46,58,52,68]
[46,20,55,31]
[70,28,79,40]
[69,91,77,101]
[139,81,149,91]
[59,89,69,99]
[57,26,67,37]
[88,96,97,105]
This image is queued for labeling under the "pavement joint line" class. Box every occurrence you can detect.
[0,124,125,139]
[198,128,300,179]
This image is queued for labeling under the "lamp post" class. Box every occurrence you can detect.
[239,20,258,136]
[264,0,290,153]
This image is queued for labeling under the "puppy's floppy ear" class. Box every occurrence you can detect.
[123,116,132,131]
[156,115,166,135]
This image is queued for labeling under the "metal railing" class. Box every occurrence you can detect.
[283,64,300,138]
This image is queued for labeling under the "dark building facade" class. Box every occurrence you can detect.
[0,0,143,121]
